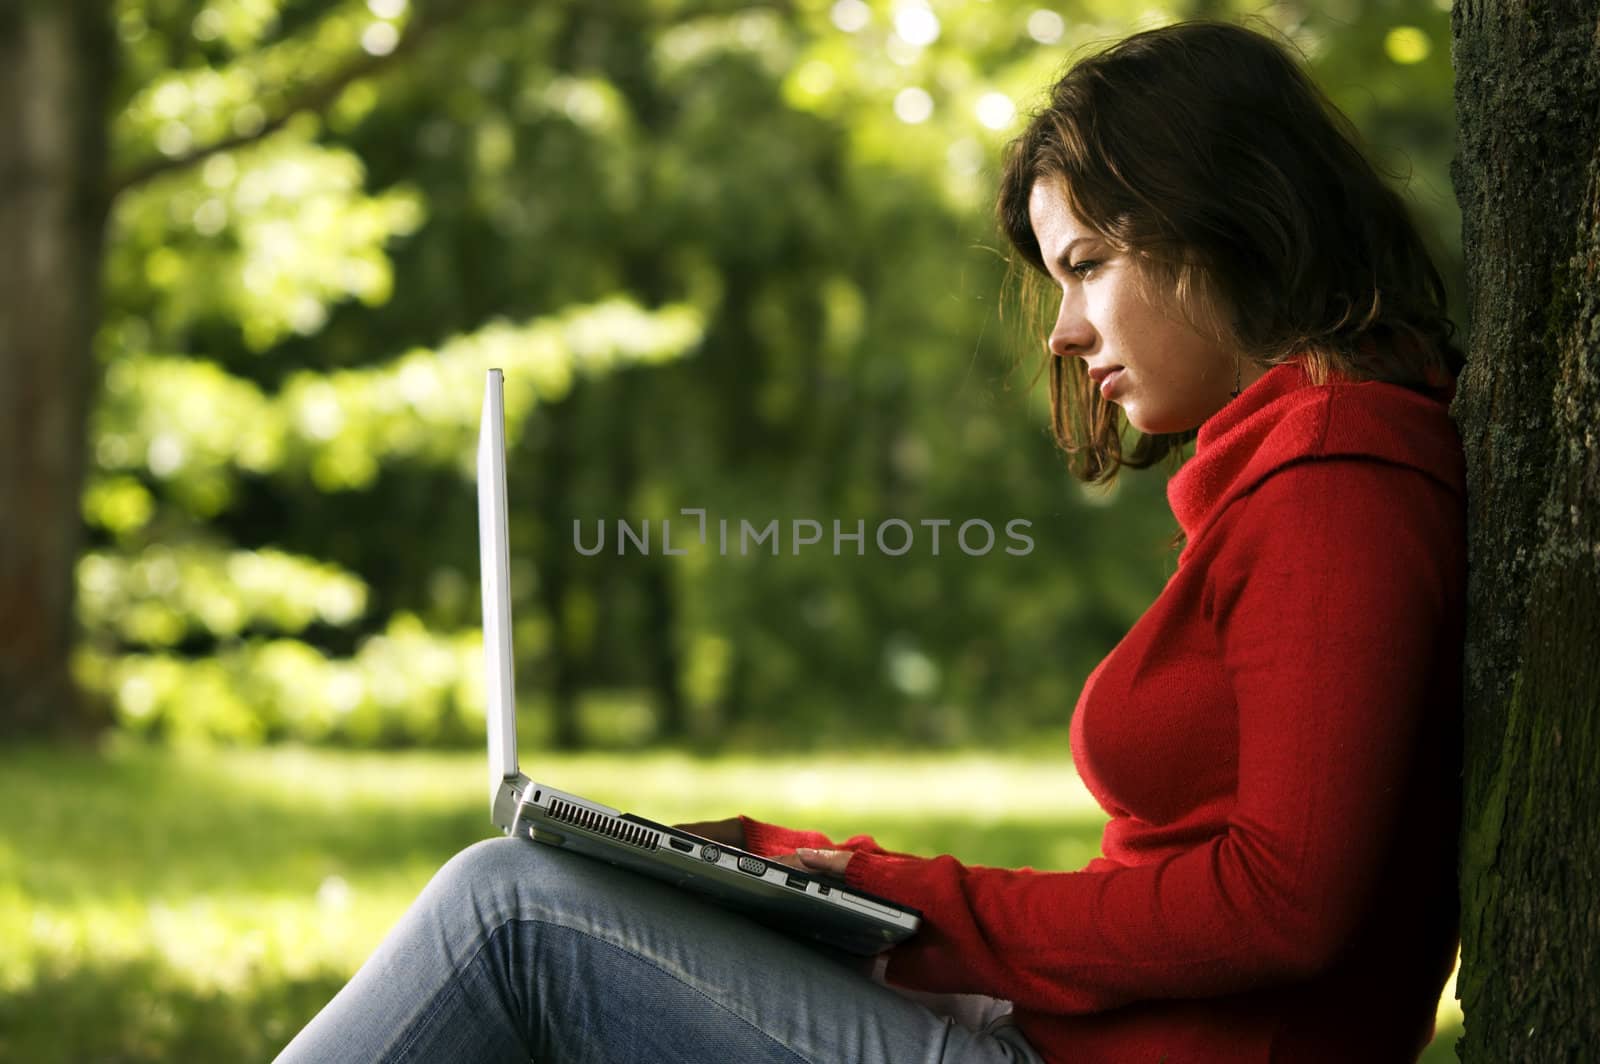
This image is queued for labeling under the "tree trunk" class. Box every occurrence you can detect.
[1451,1,1600,1057]
[0,0,112,736]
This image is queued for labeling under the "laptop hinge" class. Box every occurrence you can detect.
[492,775,531,833]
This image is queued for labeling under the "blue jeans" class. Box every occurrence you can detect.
[275,837,1044,1063]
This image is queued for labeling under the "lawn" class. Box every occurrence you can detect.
[0,740,1461,1062]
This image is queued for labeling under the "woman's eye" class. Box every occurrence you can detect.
[1069,260,1100,278]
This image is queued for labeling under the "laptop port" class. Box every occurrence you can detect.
[668,837,693,853]
[784,873,808,892]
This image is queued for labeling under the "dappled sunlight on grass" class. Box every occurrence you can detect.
[547,750,1104,822]
[131,743,1103,822]
[0,955,347,1063]
[15,887,424,992]
[1,747,474,902]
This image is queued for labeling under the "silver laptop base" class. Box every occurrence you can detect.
[492,775,918,955]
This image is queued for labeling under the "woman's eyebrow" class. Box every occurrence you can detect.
[1051,236,1095,271]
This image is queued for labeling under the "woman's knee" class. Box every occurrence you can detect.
[439,835,539,884]
[420,836,542,915]
[423,836,620,926]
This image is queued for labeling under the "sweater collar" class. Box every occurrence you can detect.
[1166,359,1463,548]
[1167,362,1312,538]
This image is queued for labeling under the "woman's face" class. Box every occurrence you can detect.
[1028,176,1261,435]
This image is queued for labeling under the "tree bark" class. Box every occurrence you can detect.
[1451,1,1600,1057]
[0,0,112,736]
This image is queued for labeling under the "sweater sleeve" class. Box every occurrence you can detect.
[842,460,1458,1014]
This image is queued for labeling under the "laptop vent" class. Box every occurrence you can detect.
[546,799,661,852]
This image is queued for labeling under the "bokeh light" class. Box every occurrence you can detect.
[894,86,935,124]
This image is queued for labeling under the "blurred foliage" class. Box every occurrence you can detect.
[77,616,483,744]
[79,0,1462,748]
[79,546,368,644]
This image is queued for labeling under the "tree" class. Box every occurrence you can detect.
[0,0,112,735]
[1,0,427,735]
[1451,0,1600,1056]
[0,0,701,743]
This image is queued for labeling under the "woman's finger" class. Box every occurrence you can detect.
[795,847,853,875]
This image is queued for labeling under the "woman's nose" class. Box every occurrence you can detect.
[1047,297,1092,359]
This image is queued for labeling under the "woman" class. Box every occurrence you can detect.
[278,18,1465,1064]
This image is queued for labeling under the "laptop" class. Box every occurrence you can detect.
[477,368,921,955]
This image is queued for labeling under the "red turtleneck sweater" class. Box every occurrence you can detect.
[743,362,1466,1063]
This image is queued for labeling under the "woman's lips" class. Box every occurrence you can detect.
[1096,367,1125,398]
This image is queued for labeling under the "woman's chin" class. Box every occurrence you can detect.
[1121,406,1165,435]
[1124,406,1201,437]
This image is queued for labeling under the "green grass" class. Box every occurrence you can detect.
[0,740,1460,1062]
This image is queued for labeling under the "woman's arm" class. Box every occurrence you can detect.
[836,460,1461,1014]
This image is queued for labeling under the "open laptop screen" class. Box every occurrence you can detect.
[477,368,518,802]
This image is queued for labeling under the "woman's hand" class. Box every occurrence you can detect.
[673,817,746,849]
[675,820,853,879]
[773,847,853,878]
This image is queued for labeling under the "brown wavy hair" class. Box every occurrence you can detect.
[996,18,1464,484]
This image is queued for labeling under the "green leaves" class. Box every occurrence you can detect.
[87,299,703,506]
[78,546,368,645]
[77,615,483,744]
[106,129,423,350]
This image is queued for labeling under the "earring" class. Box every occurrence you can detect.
[1230,354,1242,399]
